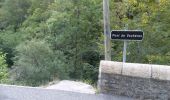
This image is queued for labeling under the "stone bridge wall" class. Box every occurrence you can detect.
[98,61,170,100]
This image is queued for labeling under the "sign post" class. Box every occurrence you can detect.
[123,41,127,63]
[111,30,144,62]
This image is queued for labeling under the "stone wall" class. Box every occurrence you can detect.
[98,61,170,100]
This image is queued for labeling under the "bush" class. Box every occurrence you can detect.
[12,40,69,86]
[82,63,98,84]
[0,51,8,83]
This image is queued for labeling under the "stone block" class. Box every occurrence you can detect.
[122,63,151,78]
[99,60,122,75]
[152,65,170,81]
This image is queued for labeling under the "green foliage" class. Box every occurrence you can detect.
[0,30,24,67]
[110,0,170,65]
[82,63,98,84]
[0,0,31,30]
[0,0,170,86]
[12,40,69,86]
[43,0,102,81]
[0,51,8,83]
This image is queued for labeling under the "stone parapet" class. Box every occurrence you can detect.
[98,61,170,100]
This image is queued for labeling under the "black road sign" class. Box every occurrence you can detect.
[111,30,144,41]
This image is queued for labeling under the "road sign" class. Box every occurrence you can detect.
[111,30,144,41]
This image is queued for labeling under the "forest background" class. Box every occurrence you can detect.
[0,0,170,86]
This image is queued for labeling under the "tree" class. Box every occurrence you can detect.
[0,51,8,83]
[12,40,69,86]
[0,0,31,30]
[109,0,170,65]
[45,0,102,81]
[0,0,170,86]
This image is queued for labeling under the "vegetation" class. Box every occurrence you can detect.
[0,51,8,83]
[12,40,69,86]
[0,0,170,86]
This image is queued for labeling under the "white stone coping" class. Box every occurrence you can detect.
[99,60,170,81]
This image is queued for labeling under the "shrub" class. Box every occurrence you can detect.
[0,51,8,83]
[12,40,69,86]
[82,63,98,84]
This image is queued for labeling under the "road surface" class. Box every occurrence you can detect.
[0,84,133,100]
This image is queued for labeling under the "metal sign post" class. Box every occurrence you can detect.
[123,26,128,63]
[123,40,127,63]
[110,30,144,62]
